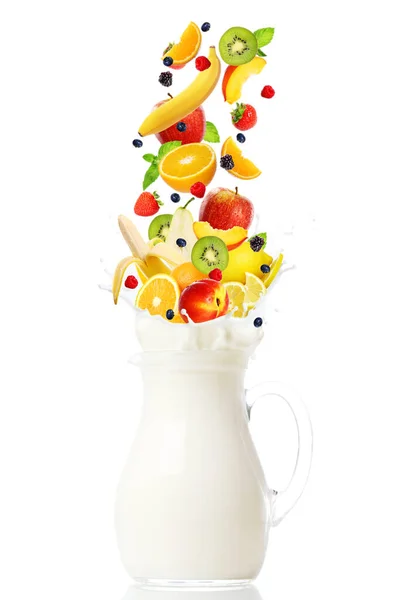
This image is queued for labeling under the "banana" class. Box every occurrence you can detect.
[112,256,148,304]
[118,215,148,260]
[138,47,221,137]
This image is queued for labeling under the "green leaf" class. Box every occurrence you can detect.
[254,27,275,48]
[143,163,160,190]
[231,104,246,124]
[158,141,182,160]
[257,48,267,57]
[204,121,220,143]
[143,153,156,163]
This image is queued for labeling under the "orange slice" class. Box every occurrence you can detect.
[159,143,217,192]
[221,137,261,180]
[135,274,180,320]
[162,22,202,68]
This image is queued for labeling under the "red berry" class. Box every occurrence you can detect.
[195,56,211,71]
[231,103,257,131]
[190,182,206,198]
[134,191,163,216]
[209,269,222,281]
[124,275,138,289]
[261,85,275,99]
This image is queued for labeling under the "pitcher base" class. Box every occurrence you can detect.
[133,578,252,590]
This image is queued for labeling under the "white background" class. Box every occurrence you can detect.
[1,1,400,599]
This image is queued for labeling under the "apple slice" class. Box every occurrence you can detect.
[193,221,247,251]
[225,57,266,104]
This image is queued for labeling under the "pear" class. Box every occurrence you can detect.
[165,198,198,262]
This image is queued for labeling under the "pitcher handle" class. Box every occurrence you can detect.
[245,381,313,527]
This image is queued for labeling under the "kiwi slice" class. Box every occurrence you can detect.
[219,27,258,66]
[192,236,229,275]
[148,214,173,243]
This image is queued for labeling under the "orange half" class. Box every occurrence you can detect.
[159,143,217,192]
[162,22,202,68]
[221,137,262,180]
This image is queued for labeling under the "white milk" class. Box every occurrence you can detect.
[115,348,272,584]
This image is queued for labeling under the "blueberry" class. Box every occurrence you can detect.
[171,193,181,203]
[166,309,175,321]
[132,139,143,148]
[260,264,271,274]
[163,56,173,67]
[201,22,211,32]
[236,133,246,144]
[176,121,187,132]
[176,238,187,248]
[254,317,263,328]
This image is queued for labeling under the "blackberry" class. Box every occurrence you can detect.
[163,56,173,67]
[176,238,187,248]
[220,154,235,170]
[177,121,187,132]
[201,22,211,32]
[159,71,173,87]
[171,193,181,203]
[260,264,271,274]
[254,317,263,328]
[166,309,175,321]
[236,133,246,144]
[132,139,143,148]
[250,235,264,252]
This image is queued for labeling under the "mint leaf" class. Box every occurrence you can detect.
[143,163,160,190]
[254,27,274,48]
[158,141,182,160]
[143,153,156,163]
[204,121,220,143]
[257,48,267,57]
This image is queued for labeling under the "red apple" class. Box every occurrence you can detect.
[199,187,254,230]
[154,98,206,145]
[179,279,229,323]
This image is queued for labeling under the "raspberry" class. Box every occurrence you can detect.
[209,269,222,281]
[190,182,206,198]
[261,85,275,99]
[220,154,235,170]
[124,275,138,289]
[159,72,173,87]
[250,235,265,252]
[195,56,211,71]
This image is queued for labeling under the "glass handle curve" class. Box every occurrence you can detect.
[245,381,313,527]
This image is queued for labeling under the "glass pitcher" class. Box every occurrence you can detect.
[115,349,313,587]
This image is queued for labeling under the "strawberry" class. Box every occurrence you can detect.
[134,191,163,216]
[190,182,206,198]
[231,103,257,131]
